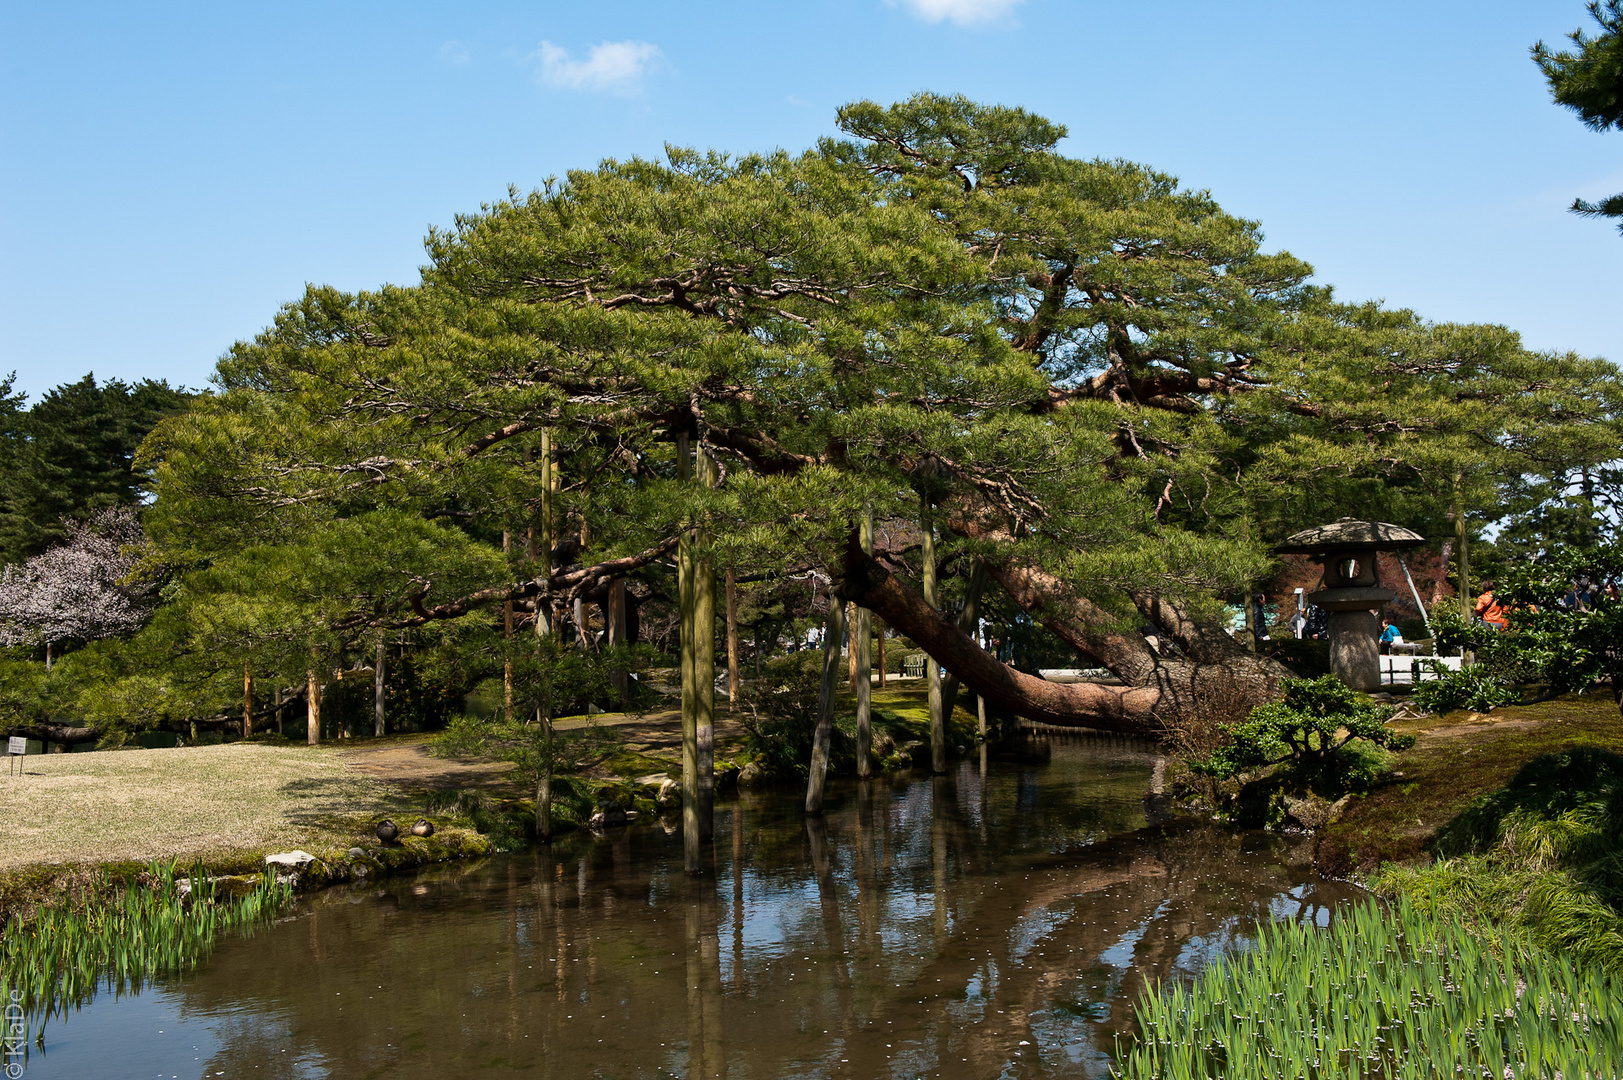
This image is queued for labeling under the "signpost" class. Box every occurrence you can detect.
[7,736,26,776]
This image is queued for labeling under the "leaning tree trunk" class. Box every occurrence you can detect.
[840,537,1288,734]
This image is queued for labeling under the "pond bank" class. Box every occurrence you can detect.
[1313,688,1623,877]
[0,739,495,922]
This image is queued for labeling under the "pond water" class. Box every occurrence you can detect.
[20,736,1359,1079]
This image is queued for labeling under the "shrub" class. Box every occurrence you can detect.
[1410,662,1518,714]
[1191,675,1415,786]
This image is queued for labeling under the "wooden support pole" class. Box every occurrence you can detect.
[306,668,322,746]
[922,495,945,774]
[607,579,629,708]
[805,598,847,815]
[503,529,515,723]
[856,504,873,779]
[938,560,988,728]
[374,632,387,738]
[677,431,706,872]
[536,428,556,841]
[243,663,253,739]
[695,445,718,842]
[725,566,740,713]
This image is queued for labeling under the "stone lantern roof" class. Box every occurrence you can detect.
[1274,518,1425,555]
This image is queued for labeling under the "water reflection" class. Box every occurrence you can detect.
[26,737,1359,1079]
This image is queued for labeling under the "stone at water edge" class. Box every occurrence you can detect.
[264,850,317,869]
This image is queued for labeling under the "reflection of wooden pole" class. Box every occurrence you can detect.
[855,505,873,779]
[243,663,253,738]
[306,668,321,745]
[725,567,740,712]
[922,495,945,774]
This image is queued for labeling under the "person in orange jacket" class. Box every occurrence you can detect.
[1474,580,1508,630]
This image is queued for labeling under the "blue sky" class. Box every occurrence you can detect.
[3,0,1619,402]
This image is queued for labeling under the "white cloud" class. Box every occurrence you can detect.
[438,40,471,64]
[889,0,1023,26]
[534,39,661,94]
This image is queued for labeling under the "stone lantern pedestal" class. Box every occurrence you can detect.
[1275,520,1425,692]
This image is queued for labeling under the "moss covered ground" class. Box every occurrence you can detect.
[1314,689,1623,877]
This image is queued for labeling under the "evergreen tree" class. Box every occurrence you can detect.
[0,374,193,565]
[1534,1,1623,232]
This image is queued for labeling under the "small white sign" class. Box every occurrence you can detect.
[7,736,26,756]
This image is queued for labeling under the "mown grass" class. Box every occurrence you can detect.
[0,861,293,1034]
[1114,898,1623,1080]
[1314,690,1623,876]
[0,742,415,872]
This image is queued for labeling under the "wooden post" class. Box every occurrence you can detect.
[535,428,555,841]
[306,668,322,745]
[939,560,988,728]
[922,495,945,774]
[374,632,387,738]
[805,599,846,815]
[876,616,886,688]
[725,566,741,712]
[503,529,514,723]
[676,432,717,871]
[695,445,718,843]
[1454,477,1472,624]
[243,663,253,739]
[607,579,629,708]
[856,505,873,779]
[274,686,284,738]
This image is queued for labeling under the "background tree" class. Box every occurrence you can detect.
[1534,0,1623,232]
[0,374,193,564]
[0,506,153,669]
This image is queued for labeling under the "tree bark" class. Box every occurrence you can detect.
[840,538,1285,733]
[243,663,254,739]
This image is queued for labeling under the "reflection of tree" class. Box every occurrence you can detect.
[163,749,1352,1079]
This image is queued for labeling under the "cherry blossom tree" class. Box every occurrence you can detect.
[0,506,153,668]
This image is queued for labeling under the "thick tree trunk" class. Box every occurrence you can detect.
[841,539,1286,733]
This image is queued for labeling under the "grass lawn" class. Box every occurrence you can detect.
[0,742,415,874]
[1315,688,1623,876]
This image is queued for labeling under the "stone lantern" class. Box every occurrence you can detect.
[1274,519,1425,692]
